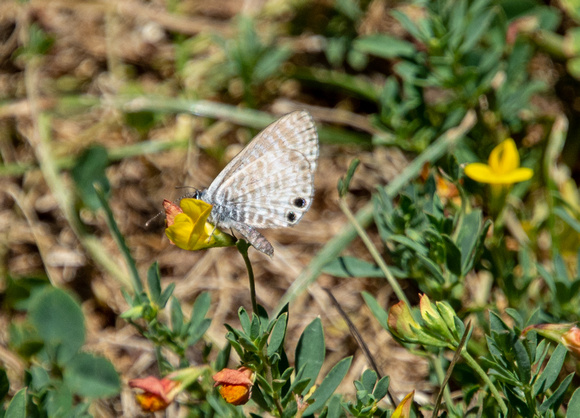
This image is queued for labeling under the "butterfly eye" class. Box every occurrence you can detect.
[293,197,306,208]
[286,211,297,223]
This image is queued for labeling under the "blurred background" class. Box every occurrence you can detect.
[1,0,580,415]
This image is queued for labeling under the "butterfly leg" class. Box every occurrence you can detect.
[230,221,274,257]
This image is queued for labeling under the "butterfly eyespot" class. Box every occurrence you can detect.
[287,211,297,223]
[293,197,306,208]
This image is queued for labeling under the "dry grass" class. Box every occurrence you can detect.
[0,1,430,415]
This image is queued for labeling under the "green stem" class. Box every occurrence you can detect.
[237,240,258,315]
[338,199,410,306]
[462,351,508,415]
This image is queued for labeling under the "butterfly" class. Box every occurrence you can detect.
[193,110,319,256]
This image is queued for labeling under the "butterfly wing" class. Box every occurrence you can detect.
[203,110,318,229]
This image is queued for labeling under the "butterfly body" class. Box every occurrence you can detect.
[197,110,318,256]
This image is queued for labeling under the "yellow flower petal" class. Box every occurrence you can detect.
[488,138,519,174]
[164,199,235,251]
[464,139,533,185]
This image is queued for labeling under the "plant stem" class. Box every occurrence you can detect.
[338,199,410,306]
[237,240,258,315]
[462,351,508,415]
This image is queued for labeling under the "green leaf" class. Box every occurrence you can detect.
[29,287,85,364]
[171,297,184,335]
[337,158,360,198]
[159,282,175,309]
[254,46,292,82]
[187,293,212,346]
[539,372,574,413]
[566,387,580,418]
[63,352,120,398]
[190,292,211,331]
[323,256,384,278]
[353,35,416,59]
[361,369,377,392]
[295,317,325,394]
[442,235,462,276]
[214,342,231,371]
[239,307,251,335]
[46,383,73,417]
[533,344,568,396]
[6,388,27,418]
[187,318,211,346]
[267,313,288,357]
[373,375,390,400]
[0,368,9,400]
[513,338,531,384]
[71,145,110,211]
[361,292,389,330]
[303,356,353,416]
[147,262,161,305]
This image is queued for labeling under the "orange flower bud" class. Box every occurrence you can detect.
[129,376,179,412]
[212,367,254,405]
[524,323,580,358]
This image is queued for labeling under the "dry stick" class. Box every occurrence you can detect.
[323,288,399,408]
[275,110,478,315]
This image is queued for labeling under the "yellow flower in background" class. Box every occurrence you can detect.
[164,198,235,251]
[464,138,533,185]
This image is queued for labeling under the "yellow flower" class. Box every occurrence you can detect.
[164,198,235,251]
[464,138,533,185]
[392,391,414,418]
[212,367,254,405]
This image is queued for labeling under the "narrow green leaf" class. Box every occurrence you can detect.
[539,372,574,413]
[170,297,184,335]
[566,387,580,417]
[267,313,288,357]
[159,282,175,309]
[373,375,390,400]
[295,317,325,394]
[353,35,416,59]
[361,292,389,330]
[239,307,251,335]
[190,292,211,331]
[323,256,384,278]
[533,344,568,396]
[442,235,462,276]
[303,356,353,416]
[338,158,360,198]
[187,318,211,346]
[147,262,161,305]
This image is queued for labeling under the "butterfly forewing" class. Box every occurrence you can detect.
[203,110,318,229]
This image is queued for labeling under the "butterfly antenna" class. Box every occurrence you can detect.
[175,186,201,201]
[145,210,164,228]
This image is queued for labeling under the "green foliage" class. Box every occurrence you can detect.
[3,287,120,416]
[343,370,391,417]
[216,15,292,106]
